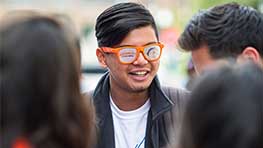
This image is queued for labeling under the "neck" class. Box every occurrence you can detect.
[110,87,149,111]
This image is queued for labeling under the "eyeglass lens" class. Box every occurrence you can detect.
[119,45,161,63]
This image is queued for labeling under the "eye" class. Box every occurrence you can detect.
[120,52,135,57]
[144,46,160,59]
[119,48,137,63]
[119,48,136,56]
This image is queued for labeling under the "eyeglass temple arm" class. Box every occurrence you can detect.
[100,47,119,53]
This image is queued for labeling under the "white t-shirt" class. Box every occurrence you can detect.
[110,96,150,148]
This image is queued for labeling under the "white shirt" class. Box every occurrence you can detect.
[110,96,150,148]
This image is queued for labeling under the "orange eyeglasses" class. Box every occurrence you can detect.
[100,42,164,64]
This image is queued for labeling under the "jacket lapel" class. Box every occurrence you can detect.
[93,72,115,148]
[147,76,174,148]
[149,76,174,120]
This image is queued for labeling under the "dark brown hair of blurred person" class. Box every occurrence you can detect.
[176,62,263,148]
[51,13,82,75]
[0,13,95,148]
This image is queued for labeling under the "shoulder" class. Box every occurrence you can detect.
[161,86,190,103]
[161,86,190,118]
[82,90,95,109]
[160,86,190,146]
[83,89,94,98]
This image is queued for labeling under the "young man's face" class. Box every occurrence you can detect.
[192,45,263,74]
[100,25,160,92]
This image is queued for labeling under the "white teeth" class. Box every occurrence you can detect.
[134,71,147,75]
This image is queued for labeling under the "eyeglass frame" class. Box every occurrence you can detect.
[98,42,164,64]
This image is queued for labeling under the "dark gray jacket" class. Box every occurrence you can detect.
[88,72,189,148]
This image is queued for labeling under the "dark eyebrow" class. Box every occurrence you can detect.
[116,41,158,48]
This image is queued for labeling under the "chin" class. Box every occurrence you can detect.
[130,84,150,93]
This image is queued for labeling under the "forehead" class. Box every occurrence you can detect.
[119,25,158,46]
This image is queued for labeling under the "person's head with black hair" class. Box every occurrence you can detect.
[0,13,95,148]
[92,3,182,148]
[177,62,263,148]
[178,2,263,73]
[95,2,163,109]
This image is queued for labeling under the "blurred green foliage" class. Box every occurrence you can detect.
[174,0,262,30]
[192,0,261,10]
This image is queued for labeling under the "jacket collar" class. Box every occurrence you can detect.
[93,72,174,122]
[92,72,115,148]
[92,72,111,124]
[149,76,174,120]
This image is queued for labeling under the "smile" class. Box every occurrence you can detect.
[129,71,149,76]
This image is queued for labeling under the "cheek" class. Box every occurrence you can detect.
[151,61,160,71]
[191,58,200,72]
[192,52,206,73]
[105,55,119,66]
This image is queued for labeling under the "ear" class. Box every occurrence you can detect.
[237,47,261,64]
[96,48,107,68]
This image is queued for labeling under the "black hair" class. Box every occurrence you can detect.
[178,62,263,148]
[178,3,263,59]
[95,2,159,47]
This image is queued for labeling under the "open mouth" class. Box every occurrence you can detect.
[129,71,149,76]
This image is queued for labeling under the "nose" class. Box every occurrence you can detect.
[133,53,148,65]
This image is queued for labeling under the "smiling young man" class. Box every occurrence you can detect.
[89,2,189,148]
[178,3,263,74]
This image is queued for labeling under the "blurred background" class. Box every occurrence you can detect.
[1,0,262,91]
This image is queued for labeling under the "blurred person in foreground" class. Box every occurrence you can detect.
[178,3,263,74]
[87,2,189,148]
[0,13,95,148]
[51,13,88,92]
[176,62,263,148]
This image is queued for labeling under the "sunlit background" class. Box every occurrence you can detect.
[1,0,262,91]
